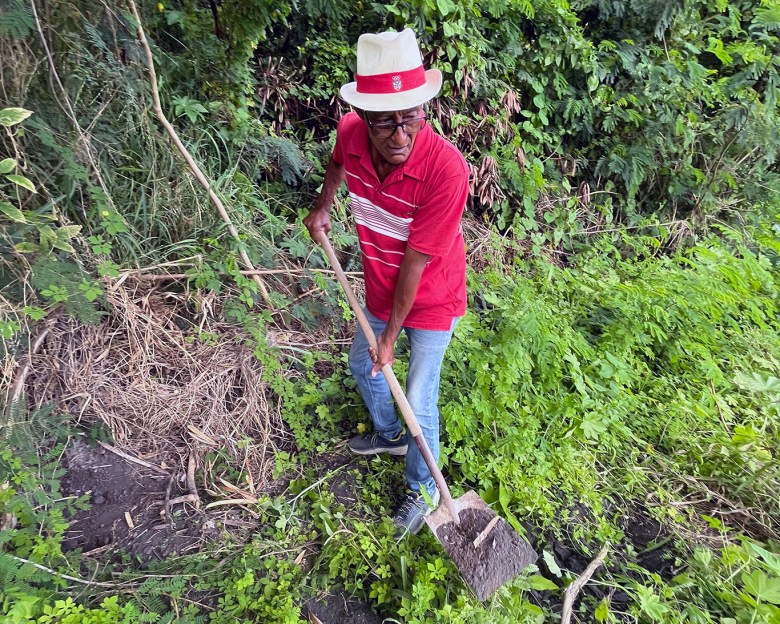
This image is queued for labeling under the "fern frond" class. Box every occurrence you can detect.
[2,402,65,456]
[139,609,166,622]
[753,5,780,30]
[83,22,121,70]
[0,0,34,38]
[254,136,309,185]
[0,552,24,582]
[653,1,678,38]
[138,592,168,614]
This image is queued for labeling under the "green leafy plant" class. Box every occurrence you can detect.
[0,108,82,256]
[172,95,210,124]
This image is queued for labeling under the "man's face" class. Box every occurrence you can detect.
[364,107,425,168]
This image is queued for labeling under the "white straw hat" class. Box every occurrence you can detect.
[340,28,442,112]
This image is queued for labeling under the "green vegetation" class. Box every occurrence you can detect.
[1,0,779,623]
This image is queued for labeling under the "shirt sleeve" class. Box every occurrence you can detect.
[407,154,469,257]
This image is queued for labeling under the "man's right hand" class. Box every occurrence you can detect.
[305,158,345,241]
[303,206,332,241]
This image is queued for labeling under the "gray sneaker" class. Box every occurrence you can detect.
[348,431,408,456]
[393,489,441,540]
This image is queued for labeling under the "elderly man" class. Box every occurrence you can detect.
[304,28,469,539]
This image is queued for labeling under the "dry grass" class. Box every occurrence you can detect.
[463,216,526,273]
[21,279,296,488]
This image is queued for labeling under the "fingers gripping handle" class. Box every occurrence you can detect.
[314,233,459,521]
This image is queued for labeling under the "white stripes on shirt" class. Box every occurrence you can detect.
[361,240,404,256]
[351,193,412,242]
[361,252,401,268]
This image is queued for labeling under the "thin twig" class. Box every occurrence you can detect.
[126,0,272,307]
[98,441,169,474]
[29,0,114,206]
[124,268,363,281]
[561,543,610,624]
[9,555,118,588]
[711,380,730,433]
[163,472,175,524]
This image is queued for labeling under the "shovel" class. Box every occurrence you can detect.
[314,232,537,601]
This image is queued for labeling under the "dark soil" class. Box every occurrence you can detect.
[313,450,370,507]
[328,469,360,506]
[61,442,206,562]
[620,506,675,580]
[533,503,677,619]
[437,508,538,601]
[305,592,385,624]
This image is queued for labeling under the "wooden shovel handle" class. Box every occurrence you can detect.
[315,232,459,521]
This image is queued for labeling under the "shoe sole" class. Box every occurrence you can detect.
[348,445,408,456]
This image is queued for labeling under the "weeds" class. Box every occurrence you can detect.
[2,226,779,622]
[1,1,779,622]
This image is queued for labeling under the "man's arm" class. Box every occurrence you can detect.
[370,246,431,376]
[303,157,346,238]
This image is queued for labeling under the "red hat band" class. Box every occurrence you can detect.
[355,66,426,95]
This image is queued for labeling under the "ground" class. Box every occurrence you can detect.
[59,440,388,622]
[61,442,206,561]
[306,593,384,624]
[57,438,679,622]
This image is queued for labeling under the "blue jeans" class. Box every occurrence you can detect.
[349,308,457,496]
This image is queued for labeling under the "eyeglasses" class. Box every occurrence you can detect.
[365,114,428,138]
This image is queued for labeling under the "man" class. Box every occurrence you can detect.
[303,28,469,539]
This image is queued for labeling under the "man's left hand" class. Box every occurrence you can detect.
[369,331,396,377]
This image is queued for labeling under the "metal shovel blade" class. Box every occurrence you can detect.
[426,491,538,601]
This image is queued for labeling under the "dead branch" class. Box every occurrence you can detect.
[9,327,49,404]
[202,499,259,519]
[126,0,272,307]
[163,472,175,523]
[125,268,364,281]
[472,516,501,549]
[186,453,200,509]
[169,494,199,506]
[561,543,610,624]
[9,555,117,588]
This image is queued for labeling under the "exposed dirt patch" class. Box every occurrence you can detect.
[314,449,378,509]
[437,507,537,601]
[620,506,675,580]
[538,503,677,582]
[532,502,678,619]
[61,441,207,562]
[305,591,385,624]
[328,469,360,506]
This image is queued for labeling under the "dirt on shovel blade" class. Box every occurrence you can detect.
[436,507,537,601]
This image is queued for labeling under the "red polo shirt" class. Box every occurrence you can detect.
[331,112,468,330]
